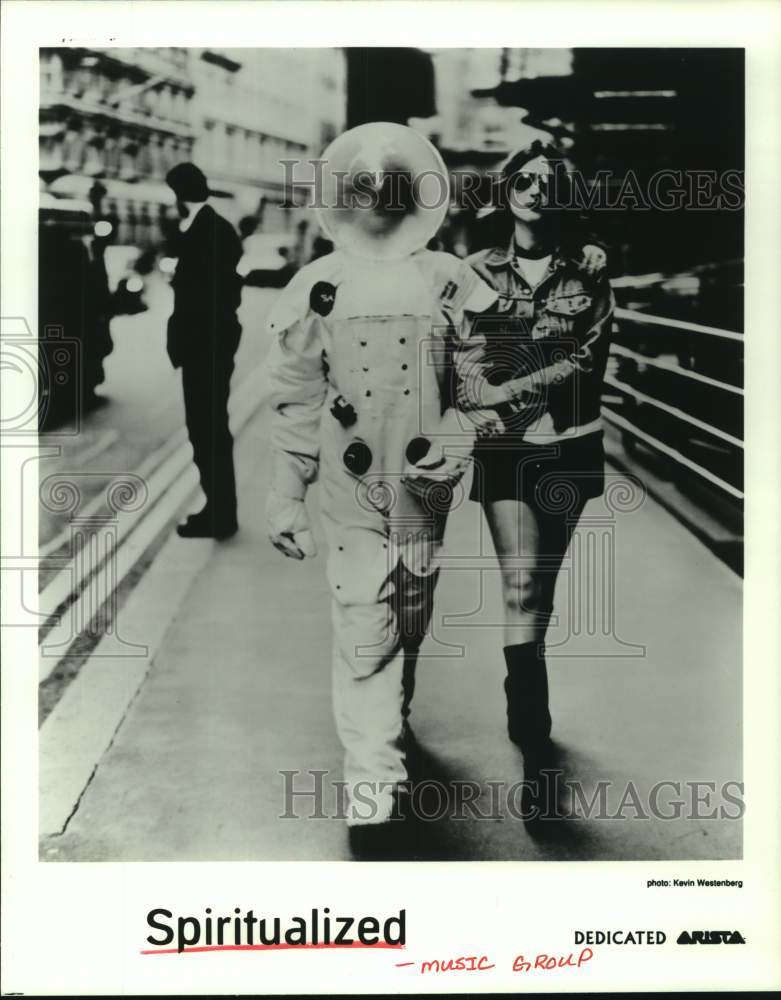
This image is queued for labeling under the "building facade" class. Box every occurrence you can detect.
[40,47,346,248]
[422,48,573,161]
[190,47,345,232]
[40,46,196,246]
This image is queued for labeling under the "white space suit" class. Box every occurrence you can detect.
[266,248,497,825]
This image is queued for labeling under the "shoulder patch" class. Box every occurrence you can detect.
[440,279,459,304]
[309,281,337,316]
[266,253,341,334]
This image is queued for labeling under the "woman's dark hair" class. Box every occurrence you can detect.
[499,139,565,188]
[472,138,592,254]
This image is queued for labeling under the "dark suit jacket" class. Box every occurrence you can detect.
[167,203,243,369]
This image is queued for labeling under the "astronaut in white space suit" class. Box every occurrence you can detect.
[265,124,498,856]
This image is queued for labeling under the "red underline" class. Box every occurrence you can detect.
[141,942,405,956]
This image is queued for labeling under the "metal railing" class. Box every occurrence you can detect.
[613,306,744,343]
[602,306,744,502]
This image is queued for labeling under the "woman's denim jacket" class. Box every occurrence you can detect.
[459,239,615,439]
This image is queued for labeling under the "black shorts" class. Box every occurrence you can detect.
[469,430,605,509]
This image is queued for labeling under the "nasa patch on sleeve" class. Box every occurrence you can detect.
[310,281,337,316]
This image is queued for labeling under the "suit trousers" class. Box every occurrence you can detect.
[320,454,445,826]
[329,548,440,826]
[180,350,238,529]
[309,397,449,826]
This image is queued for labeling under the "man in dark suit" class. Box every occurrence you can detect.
[165,163,243,539]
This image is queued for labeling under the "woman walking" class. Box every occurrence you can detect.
[457,141,614,816]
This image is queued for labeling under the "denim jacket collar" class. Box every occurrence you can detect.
[483,237,569,273]
[482,239,570,299]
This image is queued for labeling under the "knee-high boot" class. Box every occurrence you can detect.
[503,641,552,753]
[504,641,560,824]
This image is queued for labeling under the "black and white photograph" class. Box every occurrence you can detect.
[2,0,780,994]
[32,41,745,863]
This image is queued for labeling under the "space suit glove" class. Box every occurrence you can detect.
[401,443,472,499]
[464,407,507,439]
[266,492,317,560]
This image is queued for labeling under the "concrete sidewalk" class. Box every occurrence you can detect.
[41,402,742,862]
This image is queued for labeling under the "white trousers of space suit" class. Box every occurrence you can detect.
[319,411,448,826]
[266,249,497,826]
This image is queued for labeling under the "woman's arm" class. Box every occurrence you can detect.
[451,306,510,435]
[471,275,615,408]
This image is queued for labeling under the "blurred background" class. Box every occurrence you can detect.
[38,46,743,572]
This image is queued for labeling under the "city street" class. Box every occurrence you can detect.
[39,275,278,564]
[28,41,744,867]
[3,28,766,999]
[39,381,742,862]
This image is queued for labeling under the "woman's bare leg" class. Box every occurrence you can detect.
[483,497,584,757]
[483,498,584,648]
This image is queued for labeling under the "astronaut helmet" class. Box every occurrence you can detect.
[316,122,450,261]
